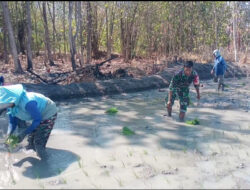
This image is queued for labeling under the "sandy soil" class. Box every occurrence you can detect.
[0,77,250,189]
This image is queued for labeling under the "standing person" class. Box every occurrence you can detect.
[165,61,200,121]
[211,49,227,91]
[0,84,57,160]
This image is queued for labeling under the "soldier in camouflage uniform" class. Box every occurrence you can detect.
[165,61,200,121]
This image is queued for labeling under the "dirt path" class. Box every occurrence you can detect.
[0,77,250,188]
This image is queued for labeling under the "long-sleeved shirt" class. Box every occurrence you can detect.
[9,101,42,135]
[213,55,227,76]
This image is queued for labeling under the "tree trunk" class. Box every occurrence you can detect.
[63,1,66,55]
[47,2,56,57]
[41,1,54,66]
[68,1,76,70]
[26,1,33,70]
[33,3,39,55]
[105,5,109,59]
[79,1,84,65]
[17,20,25,55]
[213,3,218,49]
[91,2,99,58]
[86,1,92,64]
[1,1,23,73]
[233,1,237,63]
[3,15,9,64]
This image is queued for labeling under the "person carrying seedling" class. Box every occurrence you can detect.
[211,49,227,91]
[0,84,57,160]
[165,61,200,121]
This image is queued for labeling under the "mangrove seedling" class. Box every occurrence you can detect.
[122,126,135,136]
[5,135,19,150]
[105,107,118,115]
[186,118,200,125]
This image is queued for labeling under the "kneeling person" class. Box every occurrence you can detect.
[165,61,200,121]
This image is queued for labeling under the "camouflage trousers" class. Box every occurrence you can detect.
[165,88,190,113]
[27,114,57,159]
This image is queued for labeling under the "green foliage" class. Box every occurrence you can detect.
[105,107,118,114]
[122,126,135,136]
[0,1,247,61]
[186,118,200,125]
[5,135,19,150]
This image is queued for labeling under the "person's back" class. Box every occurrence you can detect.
[0,84,57,160]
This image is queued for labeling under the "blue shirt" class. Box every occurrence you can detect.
[9,101,42,135]
[213,55,227,76]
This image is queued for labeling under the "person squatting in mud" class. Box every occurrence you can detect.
[165,61,200,121]
[0,82,57,160]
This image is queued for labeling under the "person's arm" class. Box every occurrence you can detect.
[211,60,217,74]
[193,73,200,100]
[167,76,177,105]
[17,101,42,143]
[7,114,18,136]
[24,101,42,134]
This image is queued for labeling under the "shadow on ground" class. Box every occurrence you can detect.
[13,148,79,179]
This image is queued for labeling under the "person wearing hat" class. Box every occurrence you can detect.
[0,84,57,160]
[211,49,227,91]
[165,61,200,121]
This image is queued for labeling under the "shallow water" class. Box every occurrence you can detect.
[0,77,250,188]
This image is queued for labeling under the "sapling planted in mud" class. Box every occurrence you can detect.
[186,118,200,125]
[122,126,135,136]
[105,107,118,115]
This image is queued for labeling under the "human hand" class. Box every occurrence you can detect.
[210,70,214,75]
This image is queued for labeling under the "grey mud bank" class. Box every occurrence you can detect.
[23,62,249,101]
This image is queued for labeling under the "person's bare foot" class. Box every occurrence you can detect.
[167,105,172,117]
[179,112,185,122]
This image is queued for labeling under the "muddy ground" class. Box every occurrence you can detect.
[22,61,250,101]
[0,76,250,189]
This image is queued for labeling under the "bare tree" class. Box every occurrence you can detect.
[232,1,238,63]
[106,2,115,59]
[2,13,9,64]
[62,1,66,55]
[26,1,33,70]
[86,1,92,64]
[79,1,84,65]
[39,1,54,66]
[1,1,23,73]
[47,2,57,57]
[68,1,80,70]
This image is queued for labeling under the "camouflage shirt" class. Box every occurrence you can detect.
[169,69,200,91]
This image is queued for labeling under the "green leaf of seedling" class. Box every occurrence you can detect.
[122,127,135,136]
[5,135,19,151]
[105,107,118,115]
[186,118,200,125]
